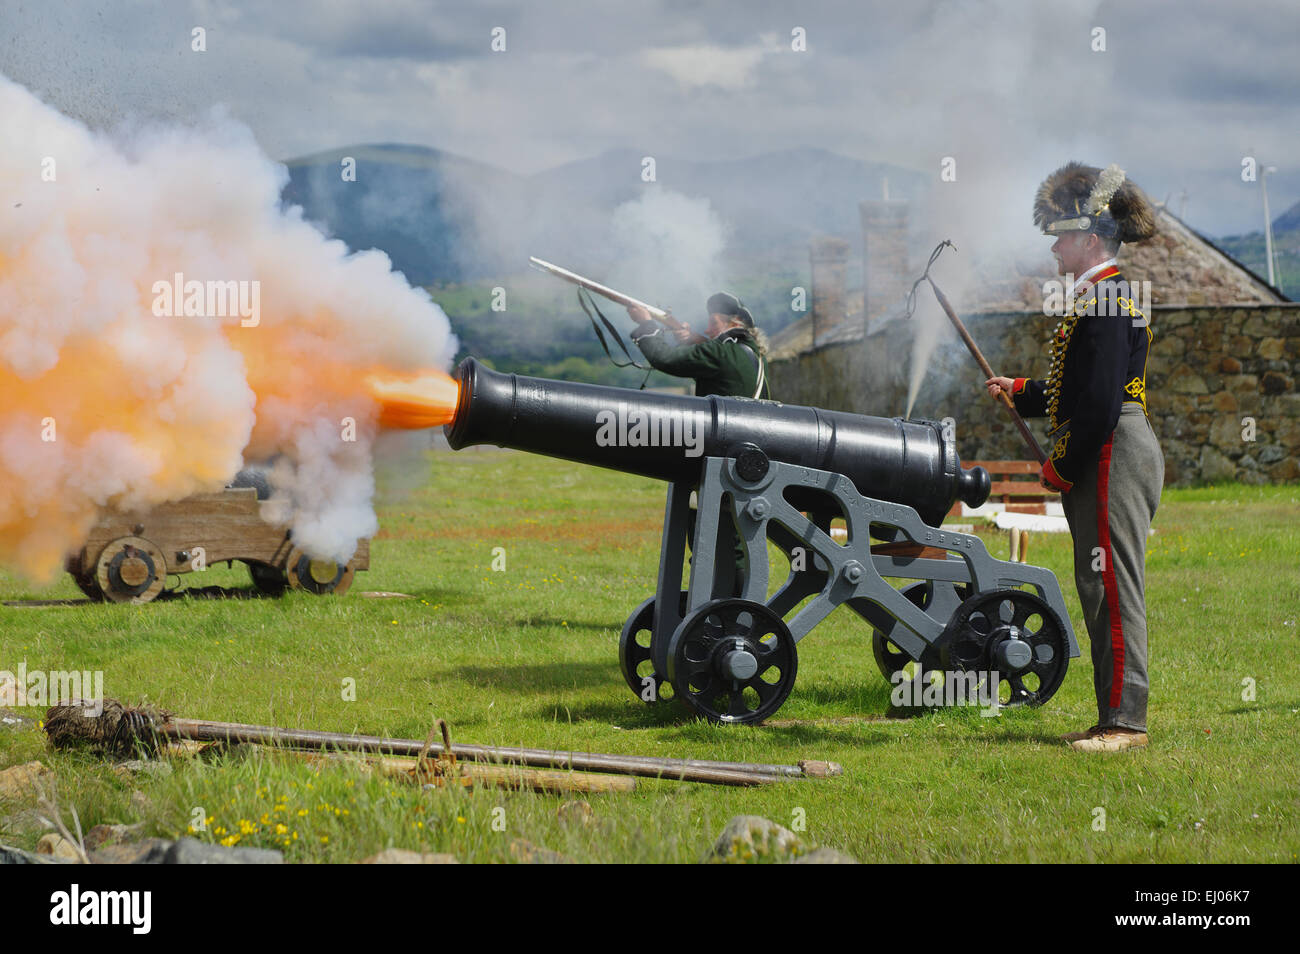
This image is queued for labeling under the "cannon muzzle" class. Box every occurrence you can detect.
[445,358,988,526]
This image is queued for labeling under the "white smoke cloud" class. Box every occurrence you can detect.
[606,188,732,327]
[0,74,455,579]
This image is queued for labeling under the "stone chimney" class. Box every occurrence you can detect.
[809,236,851,348]
[859,196,909,325]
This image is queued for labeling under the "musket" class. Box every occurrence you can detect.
[529,256,706,343]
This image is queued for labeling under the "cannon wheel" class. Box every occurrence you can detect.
[247,561,288,597]
[667,598,798,725]
[941,588,1069,707]
[619,591,687,704]
[284,546,355,596]
[71,571,105,601]
[869,581,970,680]
[65,552,104,601]
[94,536,167,604]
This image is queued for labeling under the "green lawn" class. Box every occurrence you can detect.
[1,450,1297,863]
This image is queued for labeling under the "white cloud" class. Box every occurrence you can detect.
[642,43,768,91]
[0,0,1295,235]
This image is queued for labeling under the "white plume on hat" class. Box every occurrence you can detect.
[1086,164,1126,215]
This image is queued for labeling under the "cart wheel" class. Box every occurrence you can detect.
[667,599,798,725]
[71,571,105,601]
[869,581,970,679]
[941,588,1069,707]
[618,591,688,704]
[284,546,355,596]
[247,561,288,597]
[94,536,167,604]
[65,551,104,601]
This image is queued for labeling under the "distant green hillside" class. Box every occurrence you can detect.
[1215,198,1299,299]
[282,144,524,285]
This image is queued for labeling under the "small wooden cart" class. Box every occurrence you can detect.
[65,485,369,604]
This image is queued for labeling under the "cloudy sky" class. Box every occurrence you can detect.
[2,0,1296,237]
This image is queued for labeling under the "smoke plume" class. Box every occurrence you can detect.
[605,188,731,323]
[0,75,455,581]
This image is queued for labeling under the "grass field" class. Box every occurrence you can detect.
[1,449,1297,863]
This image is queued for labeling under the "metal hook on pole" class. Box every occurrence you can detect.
[905,240,1047,464]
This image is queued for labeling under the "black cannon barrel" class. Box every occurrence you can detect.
[444,358,990,526]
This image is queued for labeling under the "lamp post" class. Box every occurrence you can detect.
[1262,166,1278,287]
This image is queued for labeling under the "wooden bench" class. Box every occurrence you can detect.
[975,459,1061,514]
[946,460,1062,563]
[948,460,1060,518]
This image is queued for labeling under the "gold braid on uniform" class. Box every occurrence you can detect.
[1045,314,1080,431]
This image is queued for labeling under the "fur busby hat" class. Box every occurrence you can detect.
[1034,162,1156,244]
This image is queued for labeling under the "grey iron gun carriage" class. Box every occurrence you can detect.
[445,357,1079,725]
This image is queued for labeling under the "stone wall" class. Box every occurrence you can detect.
[769,303,1300,486]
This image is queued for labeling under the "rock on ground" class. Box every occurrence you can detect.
[88,836,283,864]
[165,837,282,864]
[0,761,50,800]
[710,815,804,862]
[88,839,173,864]
[36,833,83,861]
[0,842,75,864]
[85,823,146,850]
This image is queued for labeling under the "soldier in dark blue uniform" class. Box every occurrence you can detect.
[987,162,1162,753]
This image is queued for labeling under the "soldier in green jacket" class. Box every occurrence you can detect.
[626,292,770,400]
[626,292,769,597]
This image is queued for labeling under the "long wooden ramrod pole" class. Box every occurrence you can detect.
[927,278,1048,465]
[159,717,837,786]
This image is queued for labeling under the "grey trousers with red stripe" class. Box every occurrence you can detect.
[1059,404,1163,732]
